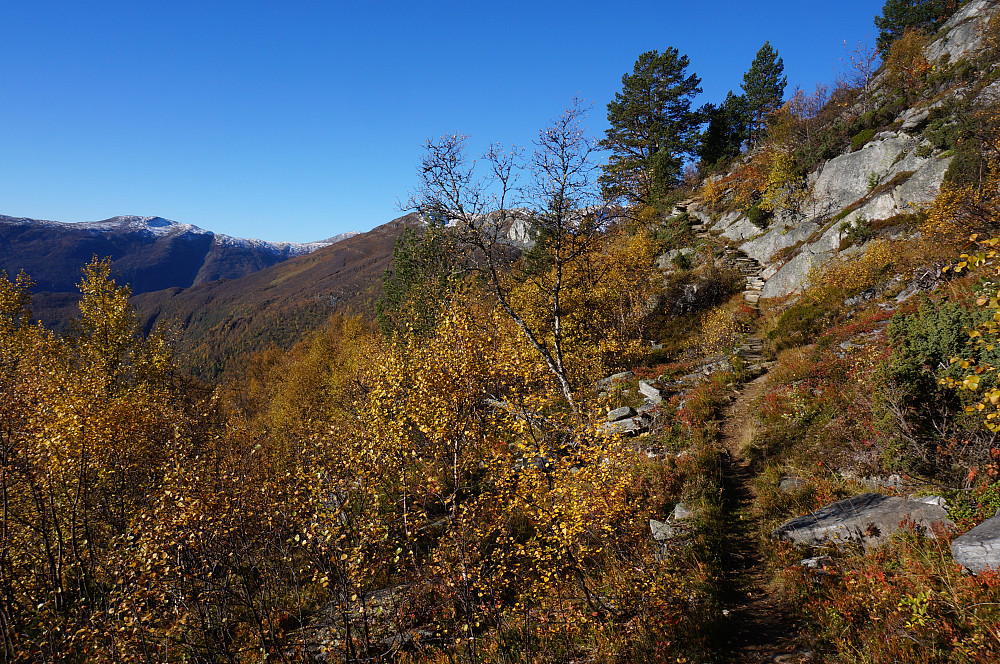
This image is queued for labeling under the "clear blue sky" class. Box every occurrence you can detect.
[0,0,885,243]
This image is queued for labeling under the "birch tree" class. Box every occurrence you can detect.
[409,100,605,416]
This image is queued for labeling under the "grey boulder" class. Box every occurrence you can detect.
[649,518,675,541]
[636,402,659,416]
[672,502,695,520]
[638,379,668,404]
[600,416,647,436]
[596,371,633,390]
[778,476,805,493]
[772,493,954,546]
[607,406,637,422]
[952,510,1000,574]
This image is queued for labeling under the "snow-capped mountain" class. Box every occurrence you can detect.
[0,213,359,324]
[1,214,357,256]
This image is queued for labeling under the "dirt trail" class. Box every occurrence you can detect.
[714,367,809,663]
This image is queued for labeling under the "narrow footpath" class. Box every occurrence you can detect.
[714,356,809,663]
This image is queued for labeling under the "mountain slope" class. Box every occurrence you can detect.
[682,0,1000,303]
[132,213,420,379]
[0,214,357,326]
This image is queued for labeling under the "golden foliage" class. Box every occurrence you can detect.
[941,236,1000,430]
[922,104,1000,251]
[346,298,696,660]
[700,174,727,208]
[697,299,752,357]
[0,259,200,661]
[807,238,898,304]
[700,142,807,216]
[507,225,660,384]
[885,29,931,94]
[1,231,713,661]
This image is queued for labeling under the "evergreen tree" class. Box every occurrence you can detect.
[600,47,702,205]
[875,0,957,55]
[741,41,787,144]
[698,91,748,167]
[376,218,461,339]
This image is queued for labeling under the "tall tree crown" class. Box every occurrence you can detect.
[698,91,749,167]
[741,41,787,143]
[600,47,702,204]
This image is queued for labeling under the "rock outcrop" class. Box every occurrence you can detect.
[680,0,1000,301]
[690,134,954,300]
[772,493,954,546]
[924,0,1000,63]
[952,509,1000,573]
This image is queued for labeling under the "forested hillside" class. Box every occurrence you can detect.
[4,1,1000,662]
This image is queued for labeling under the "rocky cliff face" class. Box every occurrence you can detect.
[685,0,1000,300]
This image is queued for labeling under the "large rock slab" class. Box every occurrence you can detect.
[650,518,674,541]
[810,136,913,217]
[924,0,999,63]
[716,210,760,243]
[894,156,953,209]
[772,493,954,546]
[638,379,668,404]
[952,510,1000,573]
[740,215,820,265]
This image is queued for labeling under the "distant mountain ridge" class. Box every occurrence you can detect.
[132,213,421,379]
[0,213,359,326]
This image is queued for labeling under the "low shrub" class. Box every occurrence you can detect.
[767,301,828,350]
[782,535,1000,663]
[839,216,874,249]
[851,128,876,151]
[747,202,773,229]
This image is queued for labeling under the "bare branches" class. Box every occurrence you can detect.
[406,100,607,416]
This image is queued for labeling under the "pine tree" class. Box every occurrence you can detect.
[698,91,748,167]
[376,218,461,339]
[600,48,702,205]
[741,41,787,144]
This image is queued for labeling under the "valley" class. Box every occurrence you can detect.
[4,1,1000,662]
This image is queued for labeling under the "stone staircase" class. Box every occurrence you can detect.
[723,248,768,309]
[670,201,770,308]
[735,334,765,366]
[670,199,767,309]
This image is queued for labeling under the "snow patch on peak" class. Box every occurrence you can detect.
[212,233,350,256]
[86,216,210,238]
